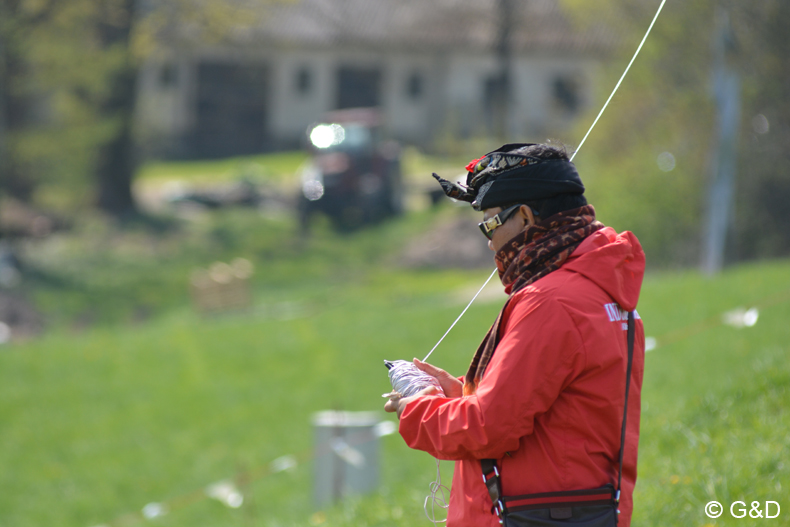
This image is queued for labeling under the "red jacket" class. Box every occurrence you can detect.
[399,228,645,527]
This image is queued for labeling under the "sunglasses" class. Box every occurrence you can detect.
[478,204,524,240]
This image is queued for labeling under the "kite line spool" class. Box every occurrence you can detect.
[384,360,445,398]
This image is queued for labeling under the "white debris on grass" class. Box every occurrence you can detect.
[142,502,168,519]
[723,307,759,328]
[270,454,298,473]
[205,480,244,509]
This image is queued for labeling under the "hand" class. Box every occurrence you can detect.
[413,358,463,398]
[384,385,439,418]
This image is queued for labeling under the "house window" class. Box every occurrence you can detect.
[159,63,178,89]
[336,66,381,109]
[483,75,505,130]
[193,61,270,158]
[406,72,423,100]
[552,74,581,114]
[484,76,500,109]
[296,67,312,95]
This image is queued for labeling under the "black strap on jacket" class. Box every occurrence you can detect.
[481,310,636,515]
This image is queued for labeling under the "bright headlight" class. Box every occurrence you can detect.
[310,124,345,149]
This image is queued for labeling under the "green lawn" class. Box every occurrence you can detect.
[2,211,789,526]
[133,147,467,189]
[136,151,310,185]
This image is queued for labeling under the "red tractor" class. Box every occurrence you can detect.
[298,108,403,231]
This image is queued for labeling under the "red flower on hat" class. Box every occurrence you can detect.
[465,156,486,173]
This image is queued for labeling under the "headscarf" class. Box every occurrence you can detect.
[432,143,585,211]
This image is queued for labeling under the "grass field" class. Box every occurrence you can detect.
[2,206,789,526]
[136,152,311,185]
[132,148,467,197]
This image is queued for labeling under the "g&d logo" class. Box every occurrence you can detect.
[705,500,781,519]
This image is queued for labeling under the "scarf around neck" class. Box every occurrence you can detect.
[463,205,603,396]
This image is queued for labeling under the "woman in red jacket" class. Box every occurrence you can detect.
[385,143,645,527]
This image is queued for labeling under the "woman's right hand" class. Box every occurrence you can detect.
[413,358,463,398]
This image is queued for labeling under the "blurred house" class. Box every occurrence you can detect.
[135,0,616,159]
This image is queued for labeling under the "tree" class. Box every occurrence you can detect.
[94,0,267,217]
[1,0,275,219]
[0,0,136,214]
[94,0,138,216]
[728,1,790,261]
[0,0,61,202]
[560,0,790,267]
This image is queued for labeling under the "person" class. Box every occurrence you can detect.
[384,143,645,527]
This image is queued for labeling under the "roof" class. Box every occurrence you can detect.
[217,0,622,54]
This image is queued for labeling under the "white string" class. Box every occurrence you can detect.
[570,0,668,162]
[423,458,449,525]
[398,6,669,525]
[421,0,668,361]
[422,268,498,362]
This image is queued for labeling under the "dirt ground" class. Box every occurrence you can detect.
[0,291,44,341]
[398,209,494,270]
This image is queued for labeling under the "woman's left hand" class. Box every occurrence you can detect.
[383,385,439,418]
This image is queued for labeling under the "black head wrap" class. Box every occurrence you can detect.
[432,143,585,211]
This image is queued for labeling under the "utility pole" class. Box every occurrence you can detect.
[702,6,740,275]
[0,9,8,197]
[95,0,139,217]
[493,0,515,141]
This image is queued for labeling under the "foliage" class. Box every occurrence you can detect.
[20,202,463,328]
[16,146,467,330]
[560,0,790,267]
[728,1,790,260]
[0,4,96,210]
[561,0,715,267]
[136,151,309,185]
[0,0,285,215]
